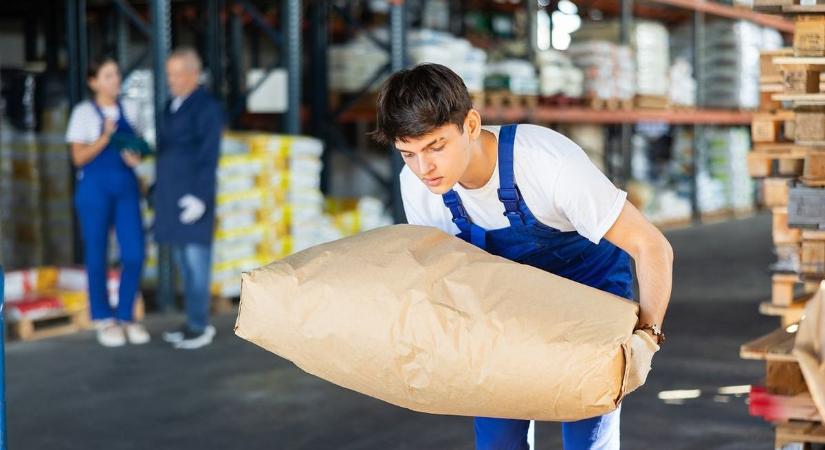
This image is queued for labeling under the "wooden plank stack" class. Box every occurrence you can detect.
[745,5,825,447]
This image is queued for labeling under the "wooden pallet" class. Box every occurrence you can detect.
[538,94,582,108]
[485,91,538,109]
[753,111,795,143]
[763,299,808,327]
[634,95,669,109]
[776,422,825,447]
[748,144,809,178]
[588,97,633,111]
[7,308,91,342]
[741,326,798,362]
[779,4,825,14]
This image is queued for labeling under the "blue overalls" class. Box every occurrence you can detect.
[441,125,634,450]
[74,102,145,322]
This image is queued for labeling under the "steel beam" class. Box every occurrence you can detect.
[389,0,407,223]
[284,0,302,134]
[150,0,174,311]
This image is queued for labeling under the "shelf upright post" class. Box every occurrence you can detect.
[691,10,704,222]
[390,0,409,224]
[618,0,634,188]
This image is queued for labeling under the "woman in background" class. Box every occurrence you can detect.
[65,56,149,347]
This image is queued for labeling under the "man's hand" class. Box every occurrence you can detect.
[178,194,206,224]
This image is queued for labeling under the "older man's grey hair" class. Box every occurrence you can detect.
[169,47,202,73]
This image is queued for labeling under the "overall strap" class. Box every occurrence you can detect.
[442,190,486,248]
[90,101,107,135]
[496,124,525,226]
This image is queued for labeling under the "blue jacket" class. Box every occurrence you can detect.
[154,86,223,245]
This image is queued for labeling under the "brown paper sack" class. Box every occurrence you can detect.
[235,225,657,421]
[793,286,825,419]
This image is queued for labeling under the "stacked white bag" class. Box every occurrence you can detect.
[536,50,584,98]
[568,41,635,101]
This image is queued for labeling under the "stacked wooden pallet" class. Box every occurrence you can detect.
[744,5,825,447]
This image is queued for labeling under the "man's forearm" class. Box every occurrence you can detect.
[635,239,673,327]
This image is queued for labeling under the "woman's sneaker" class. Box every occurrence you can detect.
[96,320,126,347]
[124,323,151,345]
[174,325,216,350]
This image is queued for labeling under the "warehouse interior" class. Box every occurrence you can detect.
[2,0,825,449]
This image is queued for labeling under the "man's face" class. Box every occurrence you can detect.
[166,57,199,98]
[394,121,472,195]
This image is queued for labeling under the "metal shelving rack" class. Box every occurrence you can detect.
[319,0,793,222]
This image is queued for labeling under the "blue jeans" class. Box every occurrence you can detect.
[474,406,621,450]
[172,243,212,333]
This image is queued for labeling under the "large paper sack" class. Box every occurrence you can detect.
[235,225,654,421]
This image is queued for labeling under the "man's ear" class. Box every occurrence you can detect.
[464,109,482,141]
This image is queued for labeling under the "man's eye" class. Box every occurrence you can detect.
[402,153,414,159]
[432,147,445,152]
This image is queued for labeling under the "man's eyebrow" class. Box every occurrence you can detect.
[397,137,443,153]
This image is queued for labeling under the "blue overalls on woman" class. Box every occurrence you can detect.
[443,124,632,450]
[66,57,149,347]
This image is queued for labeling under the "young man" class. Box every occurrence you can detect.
[371,64,673,450]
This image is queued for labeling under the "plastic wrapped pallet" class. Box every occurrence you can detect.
[671,20,782,109]
[571,20,665,98]
[236,225,658,421]
[634,22,669,97]
[485,59,540,96]
[536,50,584,98]
[668,58,697,107]
[696,127,754,214]
[409,29,487,94]
[568,41,635,101]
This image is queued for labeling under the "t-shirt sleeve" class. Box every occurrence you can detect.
[65,103,100,144]
[553,147,627,244]
[400,168,428,226]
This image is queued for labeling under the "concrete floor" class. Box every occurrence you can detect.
[6,213,780,449]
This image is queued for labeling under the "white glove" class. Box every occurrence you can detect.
[178,194,206,225]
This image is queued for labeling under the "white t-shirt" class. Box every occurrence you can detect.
[65,99,145,144]
[400,124,627,244]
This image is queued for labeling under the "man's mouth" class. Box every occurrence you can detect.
[423,177,443,187]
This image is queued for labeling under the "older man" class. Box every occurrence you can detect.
[156,48,223,349]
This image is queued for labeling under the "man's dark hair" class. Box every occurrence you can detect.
[370,63,473,145]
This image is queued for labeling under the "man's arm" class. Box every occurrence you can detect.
[188,101,223,202]
[603,200,673,337]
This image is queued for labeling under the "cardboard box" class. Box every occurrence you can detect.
[235,225,657,421]
[795,16,825,57]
